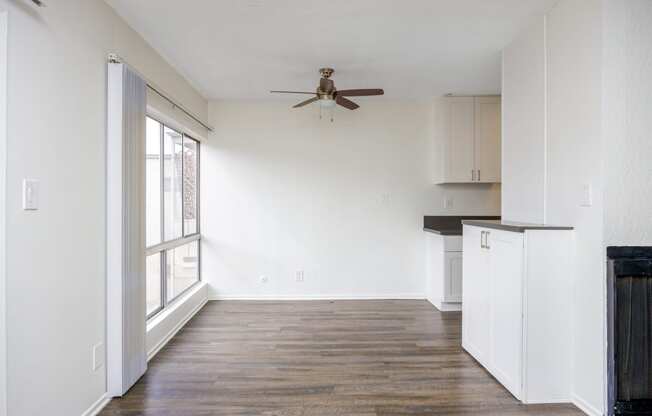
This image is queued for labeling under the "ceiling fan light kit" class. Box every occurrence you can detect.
[270,68,384,121]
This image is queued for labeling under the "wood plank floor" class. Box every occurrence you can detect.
[101,300,584,415]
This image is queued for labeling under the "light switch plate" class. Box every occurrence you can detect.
[580,183,593,207]
[22,179,39,210]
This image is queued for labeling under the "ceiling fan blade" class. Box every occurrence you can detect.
[292,96,319,108]
[336,95,359,110]
[270,90,317,95]
[336,89,384,97]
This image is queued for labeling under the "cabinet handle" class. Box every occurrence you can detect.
[472,170,475,181]
[485,231,491,250]
[478,170,481,181]
[480,231,485,248]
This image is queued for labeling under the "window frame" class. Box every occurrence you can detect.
[145,115,201,320]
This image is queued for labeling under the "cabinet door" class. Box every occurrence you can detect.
[474,96,501,183]
[462,226,490,366]
[487,230,523,399]
[426,233,445,304]
[445,97,475,182]
[444,251,463,303]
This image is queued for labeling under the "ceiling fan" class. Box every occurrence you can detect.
[270,68,384,113]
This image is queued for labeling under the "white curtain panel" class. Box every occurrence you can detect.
[106,62,147,396]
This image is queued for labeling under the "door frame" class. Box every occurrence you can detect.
[0,9,8,416]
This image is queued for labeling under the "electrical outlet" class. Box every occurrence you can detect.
[296,270,305,282]
[259,275,268,284]
[92,342,105,371]
[443,197,454,209]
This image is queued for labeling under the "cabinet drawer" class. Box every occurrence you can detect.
[484,228,523,249]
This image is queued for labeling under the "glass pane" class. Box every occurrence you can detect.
[183,137,198,235]
[146,253,162,316]
[166,240,199,302]
[164,126,183,240]
[145,118,162,247]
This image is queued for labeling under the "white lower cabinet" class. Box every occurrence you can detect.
[426,233,463,311]
[445,251,463,302]
[487,230,523,398]
[462,224,572,404]
[462,225,491,366]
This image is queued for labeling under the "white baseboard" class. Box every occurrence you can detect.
[572,394,603,416]
[147,297,208,361]
[427,298,462,312]
[523,397,572,405]
[81,393,110,416]
[209,293,426,301]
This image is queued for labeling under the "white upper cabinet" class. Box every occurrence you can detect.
[474,96,502,183]
[435,96,501,184]
[446,97,476,182]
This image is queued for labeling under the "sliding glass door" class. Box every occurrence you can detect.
[145,116,200,319]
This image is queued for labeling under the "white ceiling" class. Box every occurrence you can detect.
[105,0,555,100]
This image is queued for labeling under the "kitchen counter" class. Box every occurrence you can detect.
[461,219,574,233]
[424,216,501,235]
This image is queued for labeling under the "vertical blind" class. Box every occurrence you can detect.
[106,62,147,396]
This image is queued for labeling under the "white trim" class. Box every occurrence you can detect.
[0,11,8,416]
[572,393,602,416]
[147,283,208,361]
[542,13,548,224]
[80,393,110,416]
[209,294,426,301]
[146,104,206,143]
[602,259,609,416]
[427,298,462,312]
[524,397,573,405]
[147,300,207,361]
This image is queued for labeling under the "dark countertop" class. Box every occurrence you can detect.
[461,219,574,233]
[424,216,501,236]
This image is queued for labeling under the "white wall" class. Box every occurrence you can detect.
[544,1,604,414]
[501,16,547,224]
[0,1,206,415]
[0,10,6,416]
[501,2,607,414]
[603,0,652,247]
[546,2,652,413]
[202,100,500,300]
